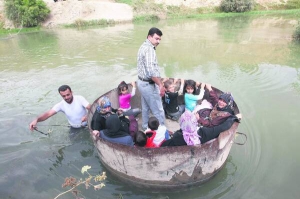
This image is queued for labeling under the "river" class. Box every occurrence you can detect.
[1,14,300,199]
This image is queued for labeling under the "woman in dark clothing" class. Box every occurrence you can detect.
[161,114,241,147]
[196,84,235,127]
[91,96,130,137]
[99,114,133,146]
[91,96,123,135]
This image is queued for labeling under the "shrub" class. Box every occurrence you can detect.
[4,0,50,27]
[220,0,254,13]
[286,0,300,9]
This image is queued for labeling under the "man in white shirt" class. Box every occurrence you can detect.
[29,85,91,131]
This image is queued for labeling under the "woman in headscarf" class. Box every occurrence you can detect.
[161,110,200,147]
[180,110,200,146]
[196,84,236,127]
[91,96,129,138]
[99,114,133,146]
[160,109,242,147]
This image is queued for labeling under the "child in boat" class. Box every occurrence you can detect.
[118,81,141,117]
[134,131,147,147]
[163,78,185,121]
[144,116,170,148]
[183,79,205,112]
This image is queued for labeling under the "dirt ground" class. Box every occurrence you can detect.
[0,0,286,28]
[42,0,133,28]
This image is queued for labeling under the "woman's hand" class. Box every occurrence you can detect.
[205,84,212,91]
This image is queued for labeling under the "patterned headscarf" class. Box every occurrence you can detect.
[96,96,111,114]
[180,110,200,146]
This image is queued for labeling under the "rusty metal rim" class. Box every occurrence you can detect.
[97,151,226,192]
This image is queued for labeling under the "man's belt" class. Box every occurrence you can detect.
[138,76,155,84]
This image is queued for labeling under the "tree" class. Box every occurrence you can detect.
[220,0,254,13]
[5,0,50,27]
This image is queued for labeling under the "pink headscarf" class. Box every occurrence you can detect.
[180,110,200,146]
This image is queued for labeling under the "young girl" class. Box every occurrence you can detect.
[183,80,205,112]
[118,81,141,117]
[163,78,185,121]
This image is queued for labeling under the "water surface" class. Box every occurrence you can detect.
[1,15,300,199]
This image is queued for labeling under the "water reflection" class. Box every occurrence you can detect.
[287,42,300,67]
[1,14,300,199]
[217,15,252,42]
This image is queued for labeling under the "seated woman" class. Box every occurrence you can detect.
[91,96,119,134]
[91,96,135,138]
[161,110,242,147]
[195,84,235,127]
[99,114,134,146]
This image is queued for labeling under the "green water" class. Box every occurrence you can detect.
[1,14,300,199]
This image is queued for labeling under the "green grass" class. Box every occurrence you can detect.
[166,8,300,20]
[1,0,300,32]
[64,19,117,28]
[0,26,40,35]
[133,14,160,22]
[115,0,135,5]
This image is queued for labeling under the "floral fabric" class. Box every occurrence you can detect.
[179,110,200,146]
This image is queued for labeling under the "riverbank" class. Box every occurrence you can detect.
[0,0,297,29]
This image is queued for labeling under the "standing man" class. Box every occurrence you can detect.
[137,27,165,130]
[29,85,91,131]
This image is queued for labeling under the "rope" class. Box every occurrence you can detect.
[34,127,49,136]
[233,131,247,145]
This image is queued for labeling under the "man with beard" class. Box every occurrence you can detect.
[29,85,91,131]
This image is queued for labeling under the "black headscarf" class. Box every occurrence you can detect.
[217,93,234,114]
[103,114,129,138]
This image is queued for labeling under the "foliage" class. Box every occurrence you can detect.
[253,0,300,11]
[0,21,4,29]
[54,165,107,199]
[286,0,300,9]
[134,14,160,22]
[115,0,135,5]
[220,0,254,13]
[64,19,117,28]
[115,0,164,22]
[293,21,300,42]
[4,0,50,27]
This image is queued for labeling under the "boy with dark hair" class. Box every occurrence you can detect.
[144,116,170,147]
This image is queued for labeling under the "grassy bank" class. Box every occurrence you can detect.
[114,0,300,22]
[0,26,40,36]
[1,0,299,32]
